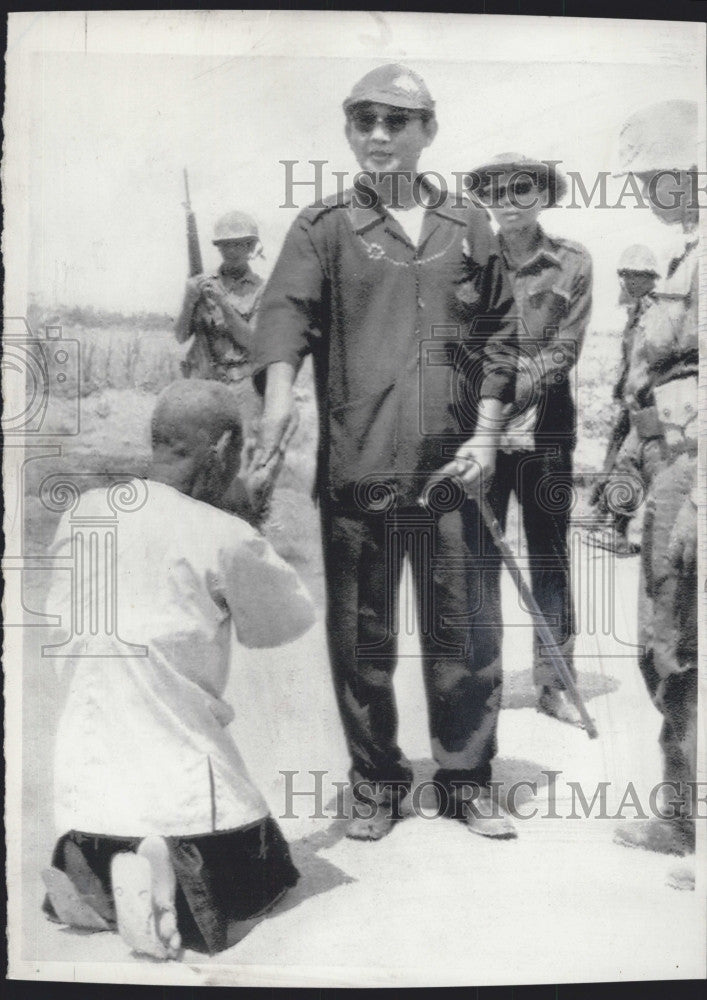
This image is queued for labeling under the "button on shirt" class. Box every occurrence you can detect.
[46,481,315,838]
[252,183,518,504]
[498,226,592,437]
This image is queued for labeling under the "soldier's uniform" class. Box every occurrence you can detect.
[611,98,699,859]
[489,226,592,690]
[624,237,698,836]
[468,153,592,707]
[181,268,263,384]
[174,212,267,527]
[592,247,660,549]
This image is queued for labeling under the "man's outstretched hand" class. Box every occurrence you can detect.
[246,361,299,519]
[435,436,498,499]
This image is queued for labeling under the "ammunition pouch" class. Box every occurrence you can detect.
[653,375,698,446]
[633,376,697,448]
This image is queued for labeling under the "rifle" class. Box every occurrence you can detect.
[183,168,204,278]
[419,475,598,739]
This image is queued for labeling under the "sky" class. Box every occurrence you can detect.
[5,10,706,331]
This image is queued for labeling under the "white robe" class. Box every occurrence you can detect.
[46,480,315,838]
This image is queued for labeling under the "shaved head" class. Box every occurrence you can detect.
[150,379,244,501]
[152,379,243,445]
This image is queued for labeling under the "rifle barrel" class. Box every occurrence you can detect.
[477,495,598,738]
[418,475,598,739]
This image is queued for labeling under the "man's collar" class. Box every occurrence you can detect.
[347,175,467,235]
[499,225,561,272]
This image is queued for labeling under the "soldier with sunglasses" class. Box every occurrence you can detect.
[468,153,593,727]
[252,64,519,842]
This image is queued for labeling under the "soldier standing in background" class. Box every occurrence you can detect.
[611,101,699,873]
[175,210,271,525]
[175,211,264,416]
[589,245,661,555]
[468,153,593,727]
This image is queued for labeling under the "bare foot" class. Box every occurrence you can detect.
[111,837,181,960]
[138,836,182,957]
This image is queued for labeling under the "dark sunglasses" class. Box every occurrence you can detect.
[349,107,423,134]
[480,178,537,203]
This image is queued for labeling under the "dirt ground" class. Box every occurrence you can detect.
[11,323,704,986]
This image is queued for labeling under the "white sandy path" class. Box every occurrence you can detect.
[17,551,706,986]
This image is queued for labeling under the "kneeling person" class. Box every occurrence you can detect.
[42,379,315,958]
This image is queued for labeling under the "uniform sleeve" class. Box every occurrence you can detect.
[463,213,519,404]
[251,214,328,393]
[217,529,316,649]
[174,282,198,344]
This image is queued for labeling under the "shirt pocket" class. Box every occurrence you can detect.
[524,280,570,331]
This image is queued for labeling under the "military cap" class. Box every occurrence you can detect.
[615,100,698,175]
[467,152,568,206]
[617,244,660,276]
[343,63,435,113]
[213,211,259,243]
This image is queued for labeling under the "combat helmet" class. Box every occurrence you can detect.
[213,211,259,243]
[617,244,660,276]
[615,100,698,175]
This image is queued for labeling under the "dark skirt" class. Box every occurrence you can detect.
[43,816,300,954]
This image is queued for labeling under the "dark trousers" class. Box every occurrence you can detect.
[43,818,299,955]
[320,498,503,798]
[487,442,576,688]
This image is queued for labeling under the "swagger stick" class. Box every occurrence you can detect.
[419,477,598,739]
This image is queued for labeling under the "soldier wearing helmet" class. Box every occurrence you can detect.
[611,100,699,869]
[589,245,661,555]
[174,210,267,526]
[175,210,263,386]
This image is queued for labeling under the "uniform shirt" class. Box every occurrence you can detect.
[252,181,517,504]
[624,238,699,410]
[614,292,656,403]
[182,266,264,382]
[498,226,592,440]
[46,480,315,838]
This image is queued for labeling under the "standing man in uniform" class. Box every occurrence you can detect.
[589,245,660,555]
[175,210,263,415]
[252,64,519,841]
[175,211,271,524]
[468,153,593,726]
[611,100,699,865]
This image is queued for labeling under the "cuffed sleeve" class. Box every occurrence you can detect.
[464,217,518,404]
[218,531,316,649]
